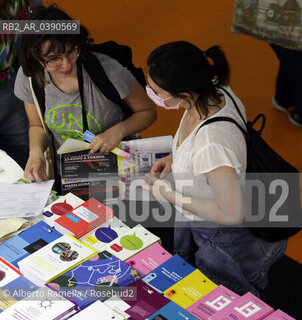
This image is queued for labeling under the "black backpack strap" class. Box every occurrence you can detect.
[76,59,89,132]
[31,78,46,116]
[90,41,146,88]
[214,87,267,138]
[196,116,247,137]
[30,77,62,193]
[78,52,133,123]
[219,87,247,127]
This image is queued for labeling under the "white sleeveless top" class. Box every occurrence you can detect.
[172,86,247,220]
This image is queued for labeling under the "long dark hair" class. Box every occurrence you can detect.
[18,4,93,86]
[147,41,230,118]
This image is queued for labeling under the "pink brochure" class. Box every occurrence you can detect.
[210,292,273,320]
[186,285,239,320]
[125,242,172,277]
[263,309,295,320]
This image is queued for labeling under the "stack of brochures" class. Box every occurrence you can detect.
[18,234,97,287]
[0,149,297,320]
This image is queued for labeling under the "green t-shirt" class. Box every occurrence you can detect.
[14,52,136,150]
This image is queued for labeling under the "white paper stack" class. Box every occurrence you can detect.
[18,234,97,286]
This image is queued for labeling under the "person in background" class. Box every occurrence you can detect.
[144,41,287,296]
[232,0,302,127]
[0,0,34,168]
[14,5,156,183]
[270,44,302,127]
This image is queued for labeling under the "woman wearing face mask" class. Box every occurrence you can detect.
[14,4,156,184]
[144,41,287,296]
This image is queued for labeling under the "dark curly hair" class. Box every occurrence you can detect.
[18,4,94,86]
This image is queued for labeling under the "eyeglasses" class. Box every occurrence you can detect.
[42,47,80,68]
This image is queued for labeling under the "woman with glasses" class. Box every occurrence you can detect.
[14,4,156,183]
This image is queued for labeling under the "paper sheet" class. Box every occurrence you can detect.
[0,180,54,218]
[57,138,90,154]
[0,218,31,243]
[0,150,24,183]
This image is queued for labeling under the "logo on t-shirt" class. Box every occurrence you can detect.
[45,104,101,142]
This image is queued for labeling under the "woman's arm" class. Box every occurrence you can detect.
[24,101,50,181]
[144,166,245,225]
[89,81,157,154]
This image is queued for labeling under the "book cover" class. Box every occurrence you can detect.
[263,309,295,320]
[47,250,141,310]
[142,254,195,293]
[0,257,36,313]
[60,147,119,203]
[210,292,274,320]
[80,216,130,252]
[18,234,97,286]
[69,300,124,319]
[164,269,217,309]
[0,221,62,268]
[61,177,120,203]
[60,149,118,179]
[186,285,239,320]
[125,242,172,277]
[0,287,77,320]
[147,301,199,320]
[104,280,170,320]
[42,193,85,228]
[53,198,114,239]
[102,224,161,261]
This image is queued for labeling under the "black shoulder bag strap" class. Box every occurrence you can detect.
[195,87,266,135]
[219,87,247,128]
[76,59,89,132]
[31,78,46,116]
[31,77,61,193]
[195,87,247,136]
[77,53,132,133]
[218,87,266,137]
[196,116,247,137]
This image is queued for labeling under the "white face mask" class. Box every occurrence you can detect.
[145,85,182,109]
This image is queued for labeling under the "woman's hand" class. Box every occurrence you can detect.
[143,173,175,203]
[89,126,124,155]
[150,154,173,179]
[24,150,48,182]
[23,102,50,182]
